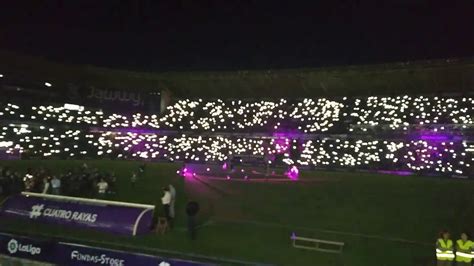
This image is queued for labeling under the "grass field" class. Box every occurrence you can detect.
[1,160,473,265]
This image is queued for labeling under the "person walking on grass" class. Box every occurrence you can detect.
[131,172,138,188]
[169,184,176,219]
[436,230,454,266]
[186,201,199,240]
[455,232,473,266]
[161,187,172,228]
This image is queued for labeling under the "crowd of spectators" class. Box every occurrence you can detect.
[0,163,118,198]
[0,166,23,195]
[1,125,472,176]
[1,94,473,177]
[1,96,473,134]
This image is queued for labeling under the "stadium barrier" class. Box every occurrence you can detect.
[0,232,209,265]
[291,233,344,253]
[0,192,155,236]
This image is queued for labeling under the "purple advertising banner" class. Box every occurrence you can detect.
[0,233,212,265]
[57,242,211,266]
[0,194,154,236]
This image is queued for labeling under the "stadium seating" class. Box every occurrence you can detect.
[1,95,473,177]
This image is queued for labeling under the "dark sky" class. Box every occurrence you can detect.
[0,1,473,71]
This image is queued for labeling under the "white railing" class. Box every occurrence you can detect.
[21,192,155,209]
[291,234,344,253]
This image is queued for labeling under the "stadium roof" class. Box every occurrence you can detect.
[0,50,473,99]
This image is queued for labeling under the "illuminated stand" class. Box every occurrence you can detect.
[1,96,474,178]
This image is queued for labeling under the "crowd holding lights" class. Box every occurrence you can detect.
[0,99,343,133]
[1,94,474,177]
[1,122,473,176]
[1,96,474,133]
[157,99,291,132]
[108,132,271,162]
[0,124,90,158]
[349,96,474,132]
[297,138,472,176]
[289,98,343,133]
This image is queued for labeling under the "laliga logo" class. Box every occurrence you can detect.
[29,204,44,219]
[7,239,41,255]
[7,239,18,254]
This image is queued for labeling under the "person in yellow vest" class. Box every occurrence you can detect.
[455,232,474,266]
[436,230,454,266]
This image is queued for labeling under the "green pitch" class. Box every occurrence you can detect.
[1,160,472,266]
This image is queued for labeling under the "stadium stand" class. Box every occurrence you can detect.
[0,95,473,179]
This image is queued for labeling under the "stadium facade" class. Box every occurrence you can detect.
[1,50,473,100]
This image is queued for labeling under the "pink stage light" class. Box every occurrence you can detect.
[286,165,299,180]
[179,167,194,179]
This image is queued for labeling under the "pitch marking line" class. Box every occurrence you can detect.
[210,218,432,246]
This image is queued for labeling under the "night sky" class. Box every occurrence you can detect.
[0,1,473,71]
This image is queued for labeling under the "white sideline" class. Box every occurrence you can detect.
[21,192,155,209]
[293,236,345,246]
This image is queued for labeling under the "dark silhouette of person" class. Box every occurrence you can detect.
[186,201,200,240]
